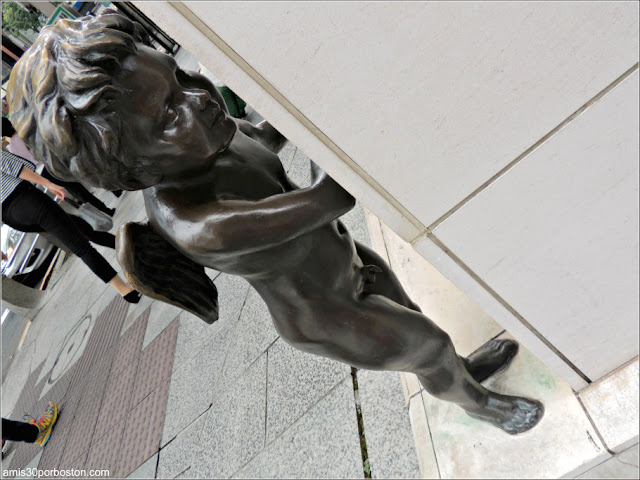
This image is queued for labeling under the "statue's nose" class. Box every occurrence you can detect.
[186,88,212,110]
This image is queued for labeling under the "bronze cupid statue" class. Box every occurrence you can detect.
[7,13,543,435]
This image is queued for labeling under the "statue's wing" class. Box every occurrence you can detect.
[116,222,219,324]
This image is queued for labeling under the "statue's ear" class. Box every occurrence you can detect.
[116,221,219,324]
[39,100,77,157]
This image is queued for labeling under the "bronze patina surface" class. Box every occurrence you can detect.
[7,13,543,435]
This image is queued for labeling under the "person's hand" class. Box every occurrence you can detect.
[46,181,67,200]
[1,251,7,261]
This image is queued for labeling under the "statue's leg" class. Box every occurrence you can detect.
[290,293,542,435]
[353,240,517,383]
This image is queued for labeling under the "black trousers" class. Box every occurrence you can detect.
[2,182,117,283]
[41,168,113,216]
[2,418,38,443]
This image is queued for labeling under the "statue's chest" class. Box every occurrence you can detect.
[212,152,287,200]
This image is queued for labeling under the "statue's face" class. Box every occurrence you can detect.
[115,46,237,182]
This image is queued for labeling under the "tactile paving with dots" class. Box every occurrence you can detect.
[64,296,128,396]
[5,293,183,478]
[38,367,74,407]
[7,294,130,474]
[116,377,172,478]
[109,306,150,381]
[131,316,179,407]
[93,360,139,441]
[84,419,126,478]
[58,447,88,473]
[80,296,128,367]
[61,387,106,465]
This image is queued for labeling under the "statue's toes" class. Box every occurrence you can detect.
[502,398,544,435]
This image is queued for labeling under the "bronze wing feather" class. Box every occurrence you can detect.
[116,222,219,324]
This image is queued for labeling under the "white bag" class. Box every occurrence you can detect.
[59,201,113,232]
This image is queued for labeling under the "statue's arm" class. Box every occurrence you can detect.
[233,118,288,154]
[168,174,355,256]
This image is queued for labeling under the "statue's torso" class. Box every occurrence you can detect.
[144,132,364,304]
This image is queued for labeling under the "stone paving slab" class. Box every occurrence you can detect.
[22,451,43,479]
[127,452,159,479]
[576,443,639,479]
[161,310,241,446]
[172,311,220,372]
[233,378,364,479]
[191,355,268,478]
[407,392,439,478]
[220,288,280,388]
[213,273,252,324]
[1,345,36,418]
[579,359,639,453]
[143,303,183,350]
[357,369,421,479]
[265,338,350,442]
[157,412,208,478]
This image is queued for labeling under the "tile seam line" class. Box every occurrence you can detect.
[228,375,352,478]
[574,394,616,457]
[412,61,640,245]
[415,392,441,479]
[169,1,425,234]
[427,232,592,384]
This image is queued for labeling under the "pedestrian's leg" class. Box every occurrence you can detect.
[354,240,519,383]
[2,418,38,443]
[32,196,118,283]
[67,183,115,216]
[69,215,116,248]
[3,184,138,301]
[46,215,138,301]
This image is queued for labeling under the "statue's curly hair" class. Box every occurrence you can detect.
[7,13,162,190]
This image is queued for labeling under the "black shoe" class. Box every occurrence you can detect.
[123,290,142,304]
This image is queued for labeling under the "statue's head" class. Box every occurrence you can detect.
[7,13,236,191]
[7,13,154,190]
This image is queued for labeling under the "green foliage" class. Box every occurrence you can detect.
[2,2,46,36]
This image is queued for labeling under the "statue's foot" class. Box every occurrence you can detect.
[463,339,519,383]
[467,395,544,435]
